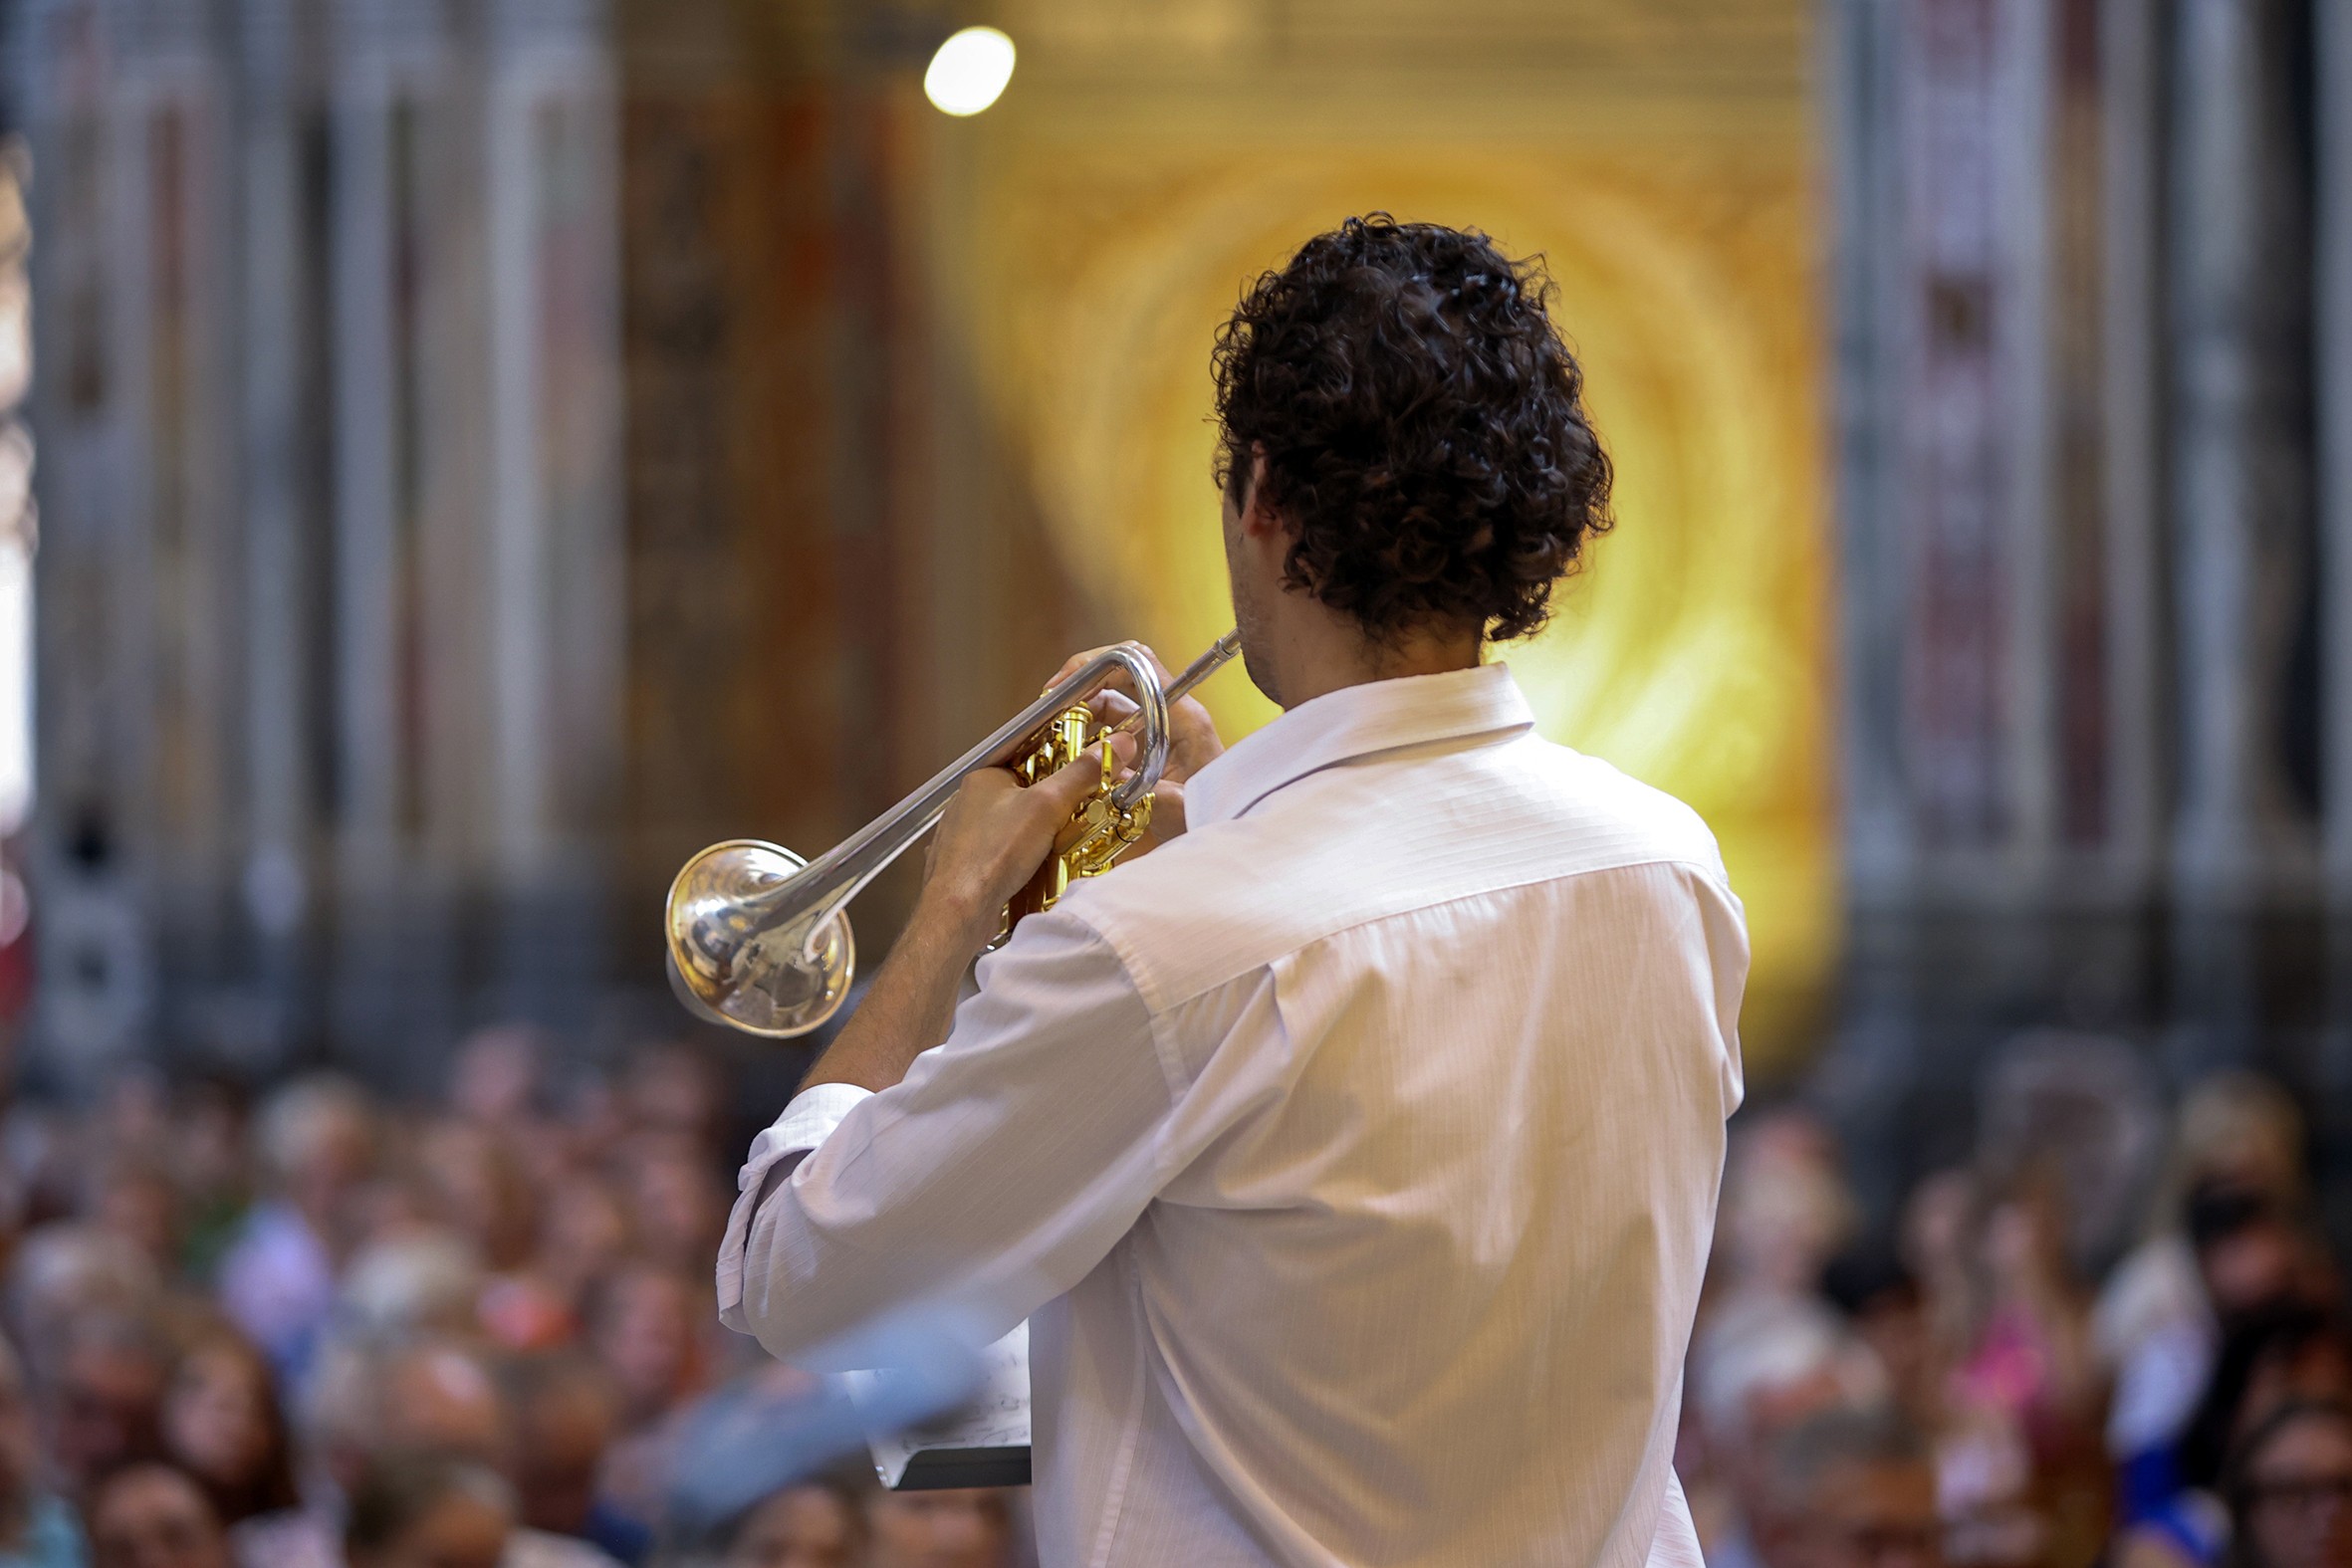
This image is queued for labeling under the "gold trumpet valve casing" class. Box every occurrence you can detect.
[1005,703,1154,927]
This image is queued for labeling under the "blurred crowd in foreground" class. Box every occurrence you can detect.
[1688,1035,2352,1568]
[0,1027,1029,1568]
[0,1025,2345,1568]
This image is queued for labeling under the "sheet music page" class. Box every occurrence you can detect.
[842,1322,1032,1488]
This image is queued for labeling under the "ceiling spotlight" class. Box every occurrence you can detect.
[924,26,1016,116]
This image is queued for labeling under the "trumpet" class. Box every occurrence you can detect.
[664,632,1244,1037]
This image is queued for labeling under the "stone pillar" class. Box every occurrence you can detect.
[234,0,324,1069]
[2166,0,2312,1071]
[2314,0,2352,1175]
[119,4,244,1063]
[484,0,620,1027]
[16,0,159,1087]
[1819,0,1915,1228]
[2100,0,2163,899]
[1830,0,1912,916]
[327,0,464,1077]
[2322,0,2352,898]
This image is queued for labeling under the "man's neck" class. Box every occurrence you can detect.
[1262,607,1482,711]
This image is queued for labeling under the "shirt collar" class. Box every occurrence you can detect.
[1183,661,1535,828]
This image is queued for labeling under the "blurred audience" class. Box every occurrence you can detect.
[0,1026,1028,1568]
[1684,1038,2352,1568]
[12,1018,2348,1568]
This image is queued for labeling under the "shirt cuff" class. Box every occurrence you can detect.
[715,1082,874,1333]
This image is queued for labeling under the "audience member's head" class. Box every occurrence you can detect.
[0,1333,42,1513]
[1753,1407,1942,1568]
[7,1227,159,1375]
[616,1142,725,1278]
[416,1124,538,1275]
[1975,1030,2163,1278]
[304,1336,512,1501]
[1899,1168,1980,1328]
[158,1332,298,1524]
[2183,1309,2352,1493]
[344,1455,513,1568]
[2229,1401,2352,1568]
[1694,1292,1888,1481]
[96,1073,171,1168]
[2174,1073,2309,1211]
[2191,1183,2329,1328]
[722,1475,869,1568]
[617,1044,722,1151]
[589,1265,701,1427]
[377,1341,509,1468]
[1719,1111,1858,1301]
[1975,1164,2078,1307]
[88,1166,179,1279]
[535,1180,630,1302]
[1823,1244,1933,1425]
[338,1233,487,1345]
[448,1028,546,1131]
[500,1352,618,1538]
[166,1078,249,1215]
[254,1077,376,1236]
[864,1487,1013,1568]
[49,1310,168,1498]
[85,1461,232,1568]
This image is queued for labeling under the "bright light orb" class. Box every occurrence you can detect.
[924,27,1016,116]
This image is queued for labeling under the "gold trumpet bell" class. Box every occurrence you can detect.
[666,840,856,1036]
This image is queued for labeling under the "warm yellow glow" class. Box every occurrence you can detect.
[925,28,1017,116]
[948,142,1834,1067]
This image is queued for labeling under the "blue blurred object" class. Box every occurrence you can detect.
[663,1313,988,1538]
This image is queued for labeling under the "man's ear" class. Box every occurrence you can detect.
[1240,449,1280,540]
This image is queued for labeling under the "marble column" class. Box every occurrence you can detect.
[17,0,159,1086]
[327,0,464,1078]
[1830,0,1912,916]
[1819,0,1917,1230]
[235,0,325,1068]
[2322,0,2352,899]
[484,0,620,1028]
[2316,0,2352,1244]
[2099,0,2164,903]
[2166,0,2311,1072]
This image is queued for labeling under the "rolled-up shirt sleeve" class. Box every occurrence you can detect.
[715,907,1173,1370]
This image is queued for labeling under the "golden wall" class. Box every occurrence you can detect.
[923,3,1832,1069]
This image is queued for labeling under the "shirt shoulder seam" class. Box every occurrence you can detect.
[1056,911,1190,1112]
[1073,850,1731,1017]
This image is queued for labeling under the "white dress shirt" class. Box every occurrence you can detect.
[719,662,1747,1568]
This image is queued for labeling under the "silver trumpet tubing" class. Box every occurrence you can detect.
[665,632,1243,1037]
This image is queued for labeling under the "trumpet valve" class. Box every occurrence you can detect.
[1002,704,1155,930]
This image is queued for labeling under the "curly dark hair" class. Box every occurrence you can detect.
[1211,214,1613,643]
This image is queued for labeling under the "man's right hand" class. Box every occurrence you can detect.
[919,731,1136,958]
